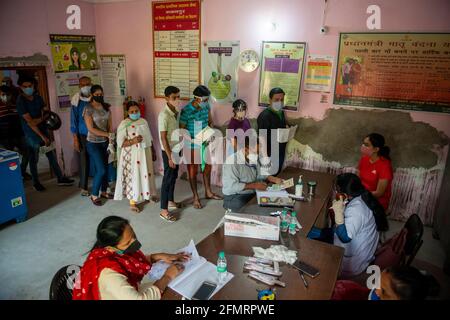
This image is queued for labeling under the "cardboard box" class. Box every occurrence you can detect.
[224,213,280,241]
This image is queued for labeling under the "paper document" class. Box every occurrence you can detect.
[195,125,215,144]
[267,178,294,191]
[256,190,295,207]
[277,125,298,143]
[148,239,233,300]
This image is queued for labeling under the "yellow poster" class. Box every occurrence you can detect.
[304,54,334,92]
[334,33,450,113]
[50,35,99,73]
[259,42,306,111]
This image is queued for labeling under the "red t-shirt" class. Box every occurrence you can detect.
[358,155,393,210]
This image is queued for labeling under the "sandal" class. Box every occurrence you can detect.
[168,202,183,210]
[90,196,103,206]
[100,192,114,199]
[160,213,177,222]
[130,205,141,213]
[81,190,90,197]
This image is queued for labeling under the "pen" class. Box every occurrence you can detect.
[299,271,308,288]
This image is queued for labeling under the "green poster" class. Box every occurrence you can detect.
[49,35,99,73]
[259,41,306,111]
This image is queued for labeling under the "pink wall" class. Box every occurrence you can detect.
[1,0,450,176]
[0,0,97,175]
[94,0,450,174]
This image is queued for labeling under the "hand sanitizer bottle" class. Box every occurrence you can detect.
[295,175,303,197]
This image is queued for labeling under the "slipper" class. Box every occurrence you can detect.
[100,193,114,199]
[90,197,103,206]
[160,213,177,222]
[81,190,90,197]
[205,193,223,200]
[130,205,141,213]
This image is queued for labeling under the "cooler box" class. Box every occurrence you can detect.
[0,148,28,224]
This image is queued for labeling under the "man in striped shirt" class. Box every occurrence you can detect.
[179,85,223,209]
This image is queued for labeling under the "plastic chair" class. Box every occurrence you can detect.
[403,214,424,266]
[49,265,81,300]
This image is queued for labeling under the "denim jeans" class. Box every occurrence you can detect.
[86,141,109,197]
[25,136,63,184]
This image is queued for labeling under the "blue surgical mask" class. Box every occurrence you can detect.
[23,87,34,96]
[129,112,141,121]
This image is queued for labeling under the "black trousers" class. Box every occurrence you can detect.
[78,135,90,190]
[223,193,255,212]
[161,150,179,210]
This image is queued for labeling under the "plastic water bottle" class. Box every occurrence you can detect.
[217,251,227,284]
[280,210,289,232]
[289,212,298,235]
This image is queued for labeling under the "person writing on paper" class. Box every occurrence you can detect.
[222,142,283,212]
[114,101,158,213]
[179,85,223,209]
[331,173,388,278]
[257,87,289,176]
[73,216,190,300]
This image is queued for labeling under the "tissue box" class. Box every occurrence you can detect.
[224,213,280,241]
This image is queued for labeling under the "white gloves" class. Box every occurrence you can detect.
[331,197,345,225]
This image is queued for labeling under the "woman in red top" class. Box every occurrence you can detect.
[358,133,393,212]
[73,216,190,300]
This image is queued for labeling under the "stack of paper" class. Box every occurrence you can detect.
[256,190,295,207]
[147,240,233,300]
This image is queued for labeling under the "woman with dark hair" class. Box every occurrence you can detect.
[114,101,158,213]
[69,47,81,71]
[331,173,388,278]
[83,85,113,206]
[358,133,393,211]
[228,99,251,132]
[73,216,190,300]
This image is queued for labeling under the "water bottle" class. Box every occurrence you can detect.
[217,251,227,284]
[280,210,289,232]
[289,212,298,235]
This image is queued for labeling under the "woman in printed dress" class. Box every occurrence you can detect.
[114,101,158,212]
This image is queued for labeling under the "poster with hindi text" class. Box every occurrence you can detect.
[55,71,101,109]
[259,41,306,111]
[100,54,127,108]
[334,33,450,114]
[304,54,334,92]
[202,41,239,103]
[152,0,201,99]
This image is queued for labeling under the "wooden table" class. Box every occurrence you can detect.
[162,167,343,300]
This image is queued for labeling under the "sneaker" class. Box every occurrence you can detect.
[57,177,75,186]
[33,183,46,192]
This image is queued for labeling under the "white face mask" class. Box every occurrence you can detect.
[235,111,246,120]
[271,101,284,111]
[169,99,180,110]
[0,95,8,103]
[247,153,258,165]
[80,86,91,97]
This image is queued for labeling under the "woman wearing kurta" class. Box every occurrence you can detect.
[114,101,158,213]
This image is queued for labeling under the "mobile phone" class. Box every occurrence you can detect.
[291,260,320,278]
[191,281,217,300]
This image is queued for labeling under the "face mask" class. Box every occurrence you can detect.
[360,144,373,157]
[116,239,142,255]
[93,95,104,104]
[235,111,246,120]
[199,101,209,109]
[271,101,283,111]
[169,99,180,110]
[246,153,258,167]
[80,86,91,97]
[23,87,34,96]
[129,112,141,121]
[0,95,8,103]
[369,288,381,301]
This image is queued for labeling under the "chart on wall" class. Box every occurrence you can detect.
[55,71,101,109]
[202,41,239,103]
[100,54,127,107]
[49,35,99,73]
[259,41,306,111]
[152,0,201,99]
[304,54,334,92]
[334,33,450,114]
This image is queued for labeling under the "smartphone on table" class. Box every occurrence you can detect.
[291,260,320,278]
[191,281,217,300]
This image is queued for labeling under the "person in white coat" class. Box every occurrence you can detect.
[114,101,158,212]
